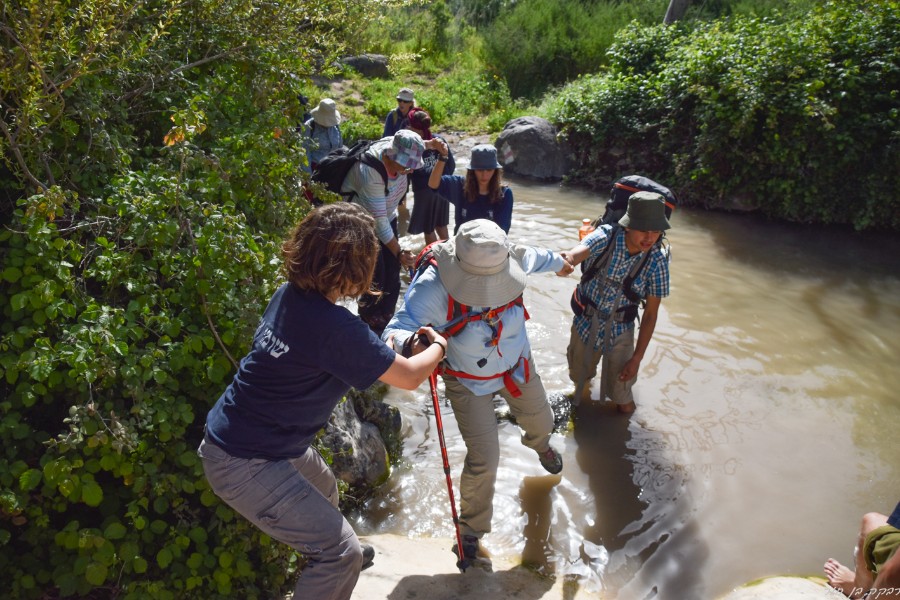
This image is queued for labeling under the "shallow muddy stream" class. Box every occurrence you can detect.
[350,175,900,599]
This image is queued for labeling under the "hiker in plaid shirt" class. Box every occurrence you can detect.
[561,191,671,414]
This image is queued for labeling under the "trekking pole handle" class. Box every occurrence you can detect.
[417,332,447,359]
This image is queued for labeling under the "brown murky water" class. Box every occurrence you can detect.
[352,176,900,599]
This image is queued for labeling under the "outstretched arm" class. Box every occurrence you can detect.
[560,244,591,268]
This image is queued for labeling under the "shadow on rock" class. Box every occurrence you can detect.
[386,567,554,600]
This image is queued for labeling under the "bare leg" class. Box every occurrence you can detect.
[825,512,888,597]
[436,225,449,241]
[424,231,438,245]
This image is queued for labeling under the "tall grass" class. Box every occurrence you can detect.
[481,0,828,98]
[304,15,533,142]
[482,0,670,98]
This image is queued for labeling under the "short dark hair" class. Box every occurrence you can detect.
[282,203,379,300]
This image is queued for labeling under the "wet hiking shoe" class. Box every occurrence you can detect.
[361,543,375,571]
[451,535,493,572]
[539,446,563,474]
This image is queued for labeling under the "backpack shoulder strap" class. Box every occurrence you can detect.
[579,224,620,285]
[359,149,390,196]
[411,242,441,283]
[622,233,669,304]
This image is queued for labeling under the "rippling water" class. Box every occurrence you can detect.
[351,176,900,599]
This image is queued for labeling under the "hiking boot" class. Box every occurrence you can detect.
[538,445,563,474]
[361,543,375,571]
[451,535,493,572]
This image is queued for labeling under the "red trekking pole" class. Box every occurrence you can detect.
[428,370,469,572]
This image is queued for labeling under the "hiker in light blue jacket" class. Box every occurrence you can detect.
[382,219,573,570]
[305,98,344,169]
[302,98,343,173]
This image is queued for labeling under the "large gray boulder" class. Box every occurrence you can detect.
[341,54,390,79]
[496,116,571,181]
[320,384,402,501]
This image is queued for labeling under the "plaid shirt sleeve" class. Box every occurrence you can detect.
[637,248,670,299]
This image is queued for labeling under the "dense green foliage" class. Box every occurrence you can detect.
[302,65,521,143]
[482,0,668,98]
[481,0,824,98]
[341,2,523,136]
[545,0,900,230]
[2,0,898,596]
[0,0,374,597]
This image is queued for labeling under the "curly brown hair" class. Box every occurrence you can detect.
[464,169,503,204]
[282,203,379,300]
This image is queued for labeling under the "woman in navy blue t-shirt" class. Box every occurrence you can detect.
[199,203,446,600]
[428,143,513,234]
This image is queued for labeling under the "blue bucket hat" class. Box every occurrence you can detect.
[469,144,501,170]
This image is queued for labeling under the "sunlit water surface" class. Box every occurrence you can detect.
[349,175,900,600]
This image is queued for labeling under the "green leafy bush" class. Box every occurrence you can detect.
[0,180,299,598]
[0,0,375,596]
[547,0,900,230]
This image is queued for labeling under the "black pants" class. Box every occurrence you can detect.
[359,219,401,335]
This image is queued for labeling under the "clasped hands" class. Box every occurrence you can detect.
[556,251,576,277]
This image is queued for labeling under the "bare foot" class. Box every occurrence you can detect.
[617,401,636,414]
[824,558,859,597]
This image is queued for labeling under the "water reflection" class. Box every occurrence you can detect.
[354,176,900,599]
[571,404,648,593]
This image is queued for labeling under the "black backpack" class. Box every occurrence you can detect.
[310,140,389,203]
[594,174,678,228]
[574,175,676,322]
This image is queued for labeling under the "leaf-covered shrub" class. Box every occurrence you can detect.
[0,0,376,597]
[546,0,900,230]
[1,182,294,598]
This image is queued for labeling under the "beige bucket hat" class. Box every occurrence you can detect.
[432,219,526,307]
[310,98,341,128]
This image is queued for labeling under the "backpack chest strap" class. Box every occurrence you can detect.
[438,356,531,398]
[445,296,529,354]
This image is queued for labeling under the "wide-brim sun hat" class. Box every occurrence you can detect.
[618,191,672,231]
[311,98,341,128]
[386,129,425,170]
[432,219,526,307]
[396,87,415,102]
[469,144,501,170]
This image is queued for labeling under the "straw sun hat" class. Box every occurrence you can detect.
[432,219,526,307]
